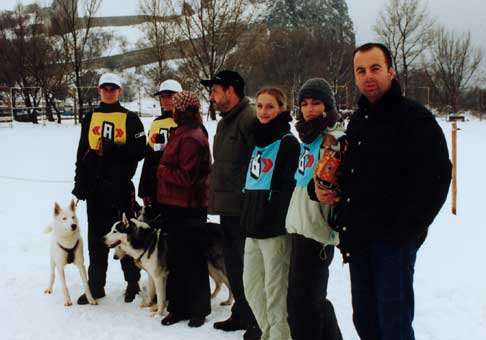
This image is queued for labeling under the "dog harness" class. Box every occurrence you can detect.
[136,229,159,262]
[57,240,79,264]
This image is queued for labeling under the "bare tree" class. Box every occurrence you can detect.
[231,0,355,112]
[26,6,71,123]
[0,7,29,88]
[319,25,354,90]
[50,0,103,122]
[166,0,256,119]
[138,0,174,87]
[230,26,354,112]
[426,26,483,113]
[0,5,69,124]
[374,0,435,95]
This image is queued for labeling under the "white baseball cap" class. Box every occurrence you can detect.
[98,73,122,88]
[154,79,182,96]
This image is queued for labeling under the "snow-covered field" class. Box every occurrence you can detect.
[0,116,485,340]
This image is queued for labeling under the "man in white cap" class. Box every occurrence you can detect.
[72,72,146,305]
[138,79,182,209]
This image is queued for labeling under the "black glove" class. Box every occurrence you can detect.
[155,133,166,144]
[72,186,86,201]
[101,137,117,156]
[154,134,167,152]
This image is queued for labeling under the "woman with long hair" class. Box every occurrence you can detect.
[241,87,300,340]
[285,78,344,340]
[156,90,211,328]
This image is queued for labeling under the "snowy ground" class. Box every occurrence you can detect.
[0,116,485,340]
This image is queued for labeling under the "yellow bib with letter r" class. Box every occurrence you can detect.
[88,112,127,150]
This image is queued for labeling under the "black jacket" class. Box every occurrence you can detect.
[332,80,452,262]
[240,112,300,239]
[138,112,177,200]
[72,102,146,203]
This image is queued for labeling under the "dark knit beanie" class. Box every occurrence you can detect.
[298,78,336,115]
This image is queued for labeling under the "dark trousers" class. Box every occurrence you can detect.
[287,234,343,340]
[349,239,418,340]
[220,215,257,326]
[166,215,211,317]
[86,193,140,292]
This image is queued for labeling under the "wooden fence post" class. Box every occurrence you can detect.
[451,122,457,215]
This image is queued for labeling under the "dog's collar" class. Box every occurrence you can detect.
[57,240,79,264]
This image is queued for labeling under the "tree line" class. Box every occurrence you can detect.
[0,0,484,124]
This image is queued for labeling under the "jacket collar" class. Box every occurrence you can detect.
[98,101,124,113]
[220,97,250,120]
[357,79,403,118]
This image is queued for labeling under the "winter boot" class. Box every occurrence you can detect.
[124,281,140,303]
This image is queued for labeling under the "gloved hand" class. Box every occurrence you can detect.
[72,186,86,201]
[142,196,152,207]
[96,137,117,156]
[154,134,166,152]
[101,137,117,155]
[314,180,339,206]
[155,133,166,144]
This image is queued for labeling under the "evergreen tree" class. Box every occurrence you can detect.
[267,0,355,45]
[241,0,356,110]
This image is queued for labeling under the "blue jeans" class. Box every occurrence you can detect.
[349,239,418,340]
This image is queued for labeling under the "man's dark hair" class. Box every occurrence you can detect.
[353,43,393,69]
[222,84,245,100]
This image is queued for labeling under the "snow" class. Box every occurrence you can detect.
[94,25,147,57]
[0,117,485,340]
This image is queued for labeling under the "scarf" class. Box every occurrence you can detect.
[295,113,336,144]
[255,111,292,147]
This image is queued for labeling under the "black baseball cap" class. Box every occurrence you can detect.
[200,70,245,92]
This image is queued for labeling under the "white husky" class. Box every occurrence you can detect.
[44,199,97,306]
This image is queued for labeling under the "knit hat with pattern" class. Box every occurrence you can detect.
[172,90,200,112]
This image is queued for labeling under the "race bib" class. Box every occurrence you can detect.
[245,138,283,190]
[295,135,323,187]
[88,112,127,150]
[147,118,177,150]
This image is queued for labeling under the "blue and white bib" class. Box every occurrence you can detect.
[295,135,323,187]
[245,136,289,190]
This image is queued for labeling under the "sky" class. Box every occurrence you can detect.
[1,0,485,56]
[347,0,486,48]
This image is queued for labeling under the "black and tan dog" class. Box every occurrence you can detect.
[104,212,232,316]
[204,221,233,306]
[104,213,168,315]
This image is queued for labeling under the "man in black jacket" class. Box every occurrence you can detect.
[315,43,451,340]
[72,73,146,305]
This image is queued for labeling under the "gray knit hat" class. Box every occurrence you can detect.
[298,78,336,110]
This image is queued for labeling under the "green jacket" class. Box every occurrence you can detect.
[285,124,345,245]
[208,97,256,216]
